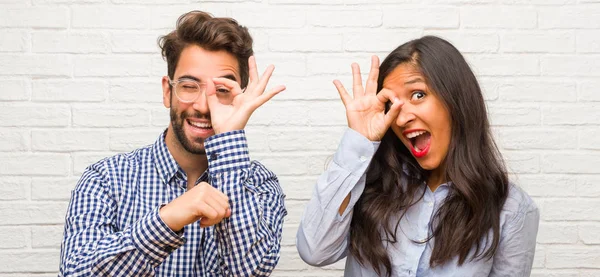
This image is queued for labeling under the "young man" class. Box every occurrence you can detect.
[59,11,287,276]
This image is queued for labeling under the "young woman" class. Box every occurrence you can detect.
[296,36,539,276]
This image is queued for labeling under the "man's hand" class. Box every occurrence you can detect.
[207,56,286,134]
[334,55,403,141]
[159,182,231,231]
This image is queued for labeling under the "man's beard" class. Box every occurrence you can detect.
[170,106,209,155]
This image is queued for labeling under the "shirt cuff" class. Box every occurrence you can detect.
[131,206,186,267]
[204,130,251,175]
[332,128,380,173]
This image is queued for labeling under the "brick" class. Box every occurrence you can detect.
[309,9,381,27]
[578,176,600,197]
[425,31,498,53]
[537,223,578,244]
[543,154,600,174]
[149,5,228,29]
[307,101,346,127]
[0,31,27,52]
[546,247,600,268]
[72,152,115,176]
[487,104,541,126]
[543,104,600,125]
[533,245,545,268]
[530,271,578,277]
[501,151,540,174]
[461,7,537,29]
[0,54,71,77]
[31,225,64,248]
[32,80,106,102]
[151,55,168,78]
[111,32,160,53]
[249,29,269,53]
[0,79,30,101]
[344,30,422,53]
[250,101,310,126]
[269,32,342,52]
[496,128,575,150]
[281,224,298,247]
[254,154,308,176]
[0,177,29,201]
[0,203,68,225]
[278,176,318,200]
[245,127,270,153]
[517,174,578,197]
[230,7,305,28]
[383,7,458,28]
[579,81,600,101]
[270,0,343,3]
[499,80,576,102]
[109,128,162,152]
[466,54,539,76]
[32,129,109,152]
[31,177,79,201]
[0,104,70,127]
[272,75,351,101]
[276,247,310,271]
[0,128,29,151]
[257,53,307,77]
[109,80,164,103]
[478,78,499,101]
[307,54,371,75]
[72,106,150,127]
[0,153,70,176]
[0,251,60,272]
[0,7,68,28]
[541,56,600,76]
[0,227,28,249]
[34,0,103,3]
[580,129,600,150]
[579,223,600,244]
[540,7,600,29]
[112,0,188,3]
[267,127,344,152]
[32,31,109,53]
[72,6,151,29]
[501,31,575,53]
[577,31,600,53]
[150,107,170,127]
[543,199,600,221]
[74,55,152,77]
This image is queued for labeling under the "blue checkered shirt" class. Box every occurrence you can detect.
[59,130,287,276]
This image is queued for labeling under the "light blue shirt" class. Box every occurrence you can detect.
[297,128,539,277]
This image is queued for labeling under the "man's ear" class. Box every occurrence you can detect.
[162,76,171,108]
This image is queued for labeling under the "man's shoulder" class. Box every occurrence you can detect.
[83,143,155,180]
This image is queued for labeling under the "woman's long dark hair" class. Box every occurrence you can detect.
[348,36,509,276]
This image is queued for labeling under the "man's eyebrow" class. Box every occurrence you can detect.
[219,74,238,82]
[177,75,201,82]
[404,78,425,85]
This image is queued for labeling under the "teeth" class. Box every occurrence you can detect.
[406,130,426,139]
[414,145,421,152]
[188,120,212,128]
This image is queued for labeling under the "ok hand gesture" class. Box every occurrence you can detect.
[334,55,403,141]
[208,56,286,134]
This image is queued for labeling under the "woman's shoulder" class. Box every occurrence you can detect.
[500,183,539,223]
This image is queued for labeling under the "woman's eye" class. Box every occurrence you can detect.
[411,91,425,101]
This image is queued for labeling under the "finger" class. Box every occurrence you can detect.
[351,63,364,97]
[252,64,275,97]
[365,55,380,95]
[205,184,230,204]
[212,77,243,97]
[252,85,286,110]
[198,202,219,220]
[384,97,404,128]
[333,80,351,107]
[376,88,393,104]
[248,56,259,85]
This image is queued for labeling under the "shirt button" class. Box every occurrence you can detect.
[428,202,434,207]
[210,153,218,160]
[359,156,367,162]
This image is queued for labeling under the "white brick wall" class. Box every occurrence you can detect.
[0,1,598,275]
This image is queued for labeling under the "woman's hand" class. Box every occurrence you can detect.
[334,55,403,141]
